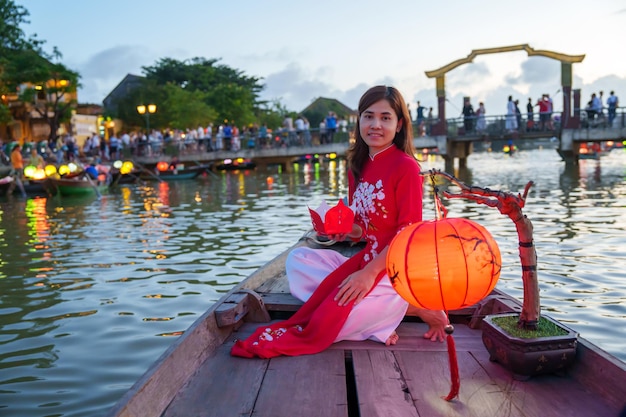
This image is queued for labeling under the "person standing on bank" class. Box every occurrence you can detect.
[505,95,518,132]
[231,86,447,359]
[325,111,337,143]
[607,91,619,127]
[475,102,486,133]
[9,144,27,197]
[526,98,534,131]
[29,147,45,168]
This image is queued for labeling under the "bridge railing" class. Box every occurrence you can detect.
[434,105,626,139]
[575,105,626,129]
[141,106,626,158]
[441,113,560,139]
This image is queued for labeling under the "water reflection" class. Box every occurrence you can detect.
[0,198,64,377]
[0,149,624,417]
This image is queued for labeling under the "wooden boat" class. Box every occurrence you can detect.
[579,150,609,160]
[215,158,256,171]
[47,176,109,196]
[578,142,611,160]
[110,172,140,185]
[106,234,626,417]
[109,169,144,185]
[140,165,209,181]
[0,176,50,196]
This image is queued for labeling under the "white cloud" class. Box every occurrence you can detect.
[75,46,158,104]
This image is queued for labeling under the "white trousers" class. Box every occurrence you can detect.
[286,247,408,344]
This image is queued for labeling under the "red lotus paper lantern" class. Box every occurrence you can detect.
[309,200,354,235]
[386,218,501,311]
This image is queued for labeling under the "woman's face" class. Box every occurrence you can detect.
[359,99,402,155]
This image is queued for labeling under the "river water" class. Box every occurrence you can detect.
[1,147,625,416]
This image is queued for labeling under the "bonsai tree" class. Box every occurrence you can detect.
[428,170,540,329]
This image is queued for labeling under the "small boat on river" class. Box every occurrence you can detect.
[0,176,50,196]
[139,164,210,181]
[578,142,611,160]
[106,233,626,417]
[215,158,256,171]
[47,176,109,196]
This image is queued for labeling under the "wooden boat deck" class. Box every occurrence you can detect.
[108,239,626,417]
[161,294,621,417]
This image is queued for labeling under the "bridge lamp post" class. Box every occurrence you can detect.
[137,104,157,132]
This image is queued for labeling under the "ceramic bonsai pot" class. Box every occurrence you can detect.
[482,313,578,379]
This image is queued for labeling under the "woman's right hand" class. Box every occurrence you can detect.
[407,306,447,342]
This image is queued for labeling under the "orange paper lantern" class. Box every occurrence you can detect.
[156,161,169,172]
[386,218,501,311]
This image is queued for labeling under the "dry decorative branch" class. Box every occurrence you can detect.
[425,169,539,329]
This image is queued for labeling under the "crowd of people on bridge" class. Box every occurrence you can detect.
[402,95,561,137]
[5,111,355,166]
[459,94,557,135]
[6,88,621,167]
[584,90,620,128]
[410,101,435,136]
[454,89,621,136]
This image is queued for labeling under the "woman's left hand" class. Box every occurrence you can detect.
[334,269,375,306]
[326,233,347,242]
[326,224,362,243]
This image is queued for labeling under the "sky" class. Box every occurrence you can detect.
[18,0,626,121]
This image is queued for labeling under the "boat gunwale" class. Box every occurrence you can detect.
[106,236,626,417]
[105,238,307,417]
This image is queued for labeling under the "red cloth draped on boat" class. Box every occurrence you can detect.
[231,249,385,358]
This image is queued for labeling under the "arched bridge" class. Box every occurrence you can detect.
[135,45,624,171]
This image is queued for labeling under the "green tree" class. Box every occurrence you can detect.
[142,57,264,126]
[161,83,217,130]
[0,0,79,141]
[257,99,289,131]
[112,78,166,132]
[110,57,293,132]
[0,0,43,125]
[5,48,80,141]
[0,0,42,48]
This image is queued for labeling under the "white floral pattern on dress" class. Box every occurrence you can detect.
[252,325,303,346]
[352,179,387,262]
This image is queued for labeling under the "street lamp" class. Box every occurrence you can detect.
[137,104,157,132]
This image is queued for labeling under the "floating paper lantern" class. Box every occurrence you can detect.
[386,218,501,311]
[309,200,354,235]
[58,165,70,176]
[23,165,36,178]
[31,168,46,180]
[156,161,169,172]
[45,165,58,177]
[120,161,134,175]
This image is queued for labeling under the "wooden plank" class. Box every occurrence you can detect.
[162,339,268,417]
[261,292,303,312]
[474,348,621,417]
[215,291,271,327]
[109,310,232,417]
[352,350,419,417]
[332,322,484,353]
[397,349,526,417]
[253,350,348,417]
[214,292,248,326]
[568,337,626,411]
[255,271,289,294]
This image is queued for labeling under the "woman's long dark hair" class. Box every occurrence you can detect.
[347,85,416,182]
